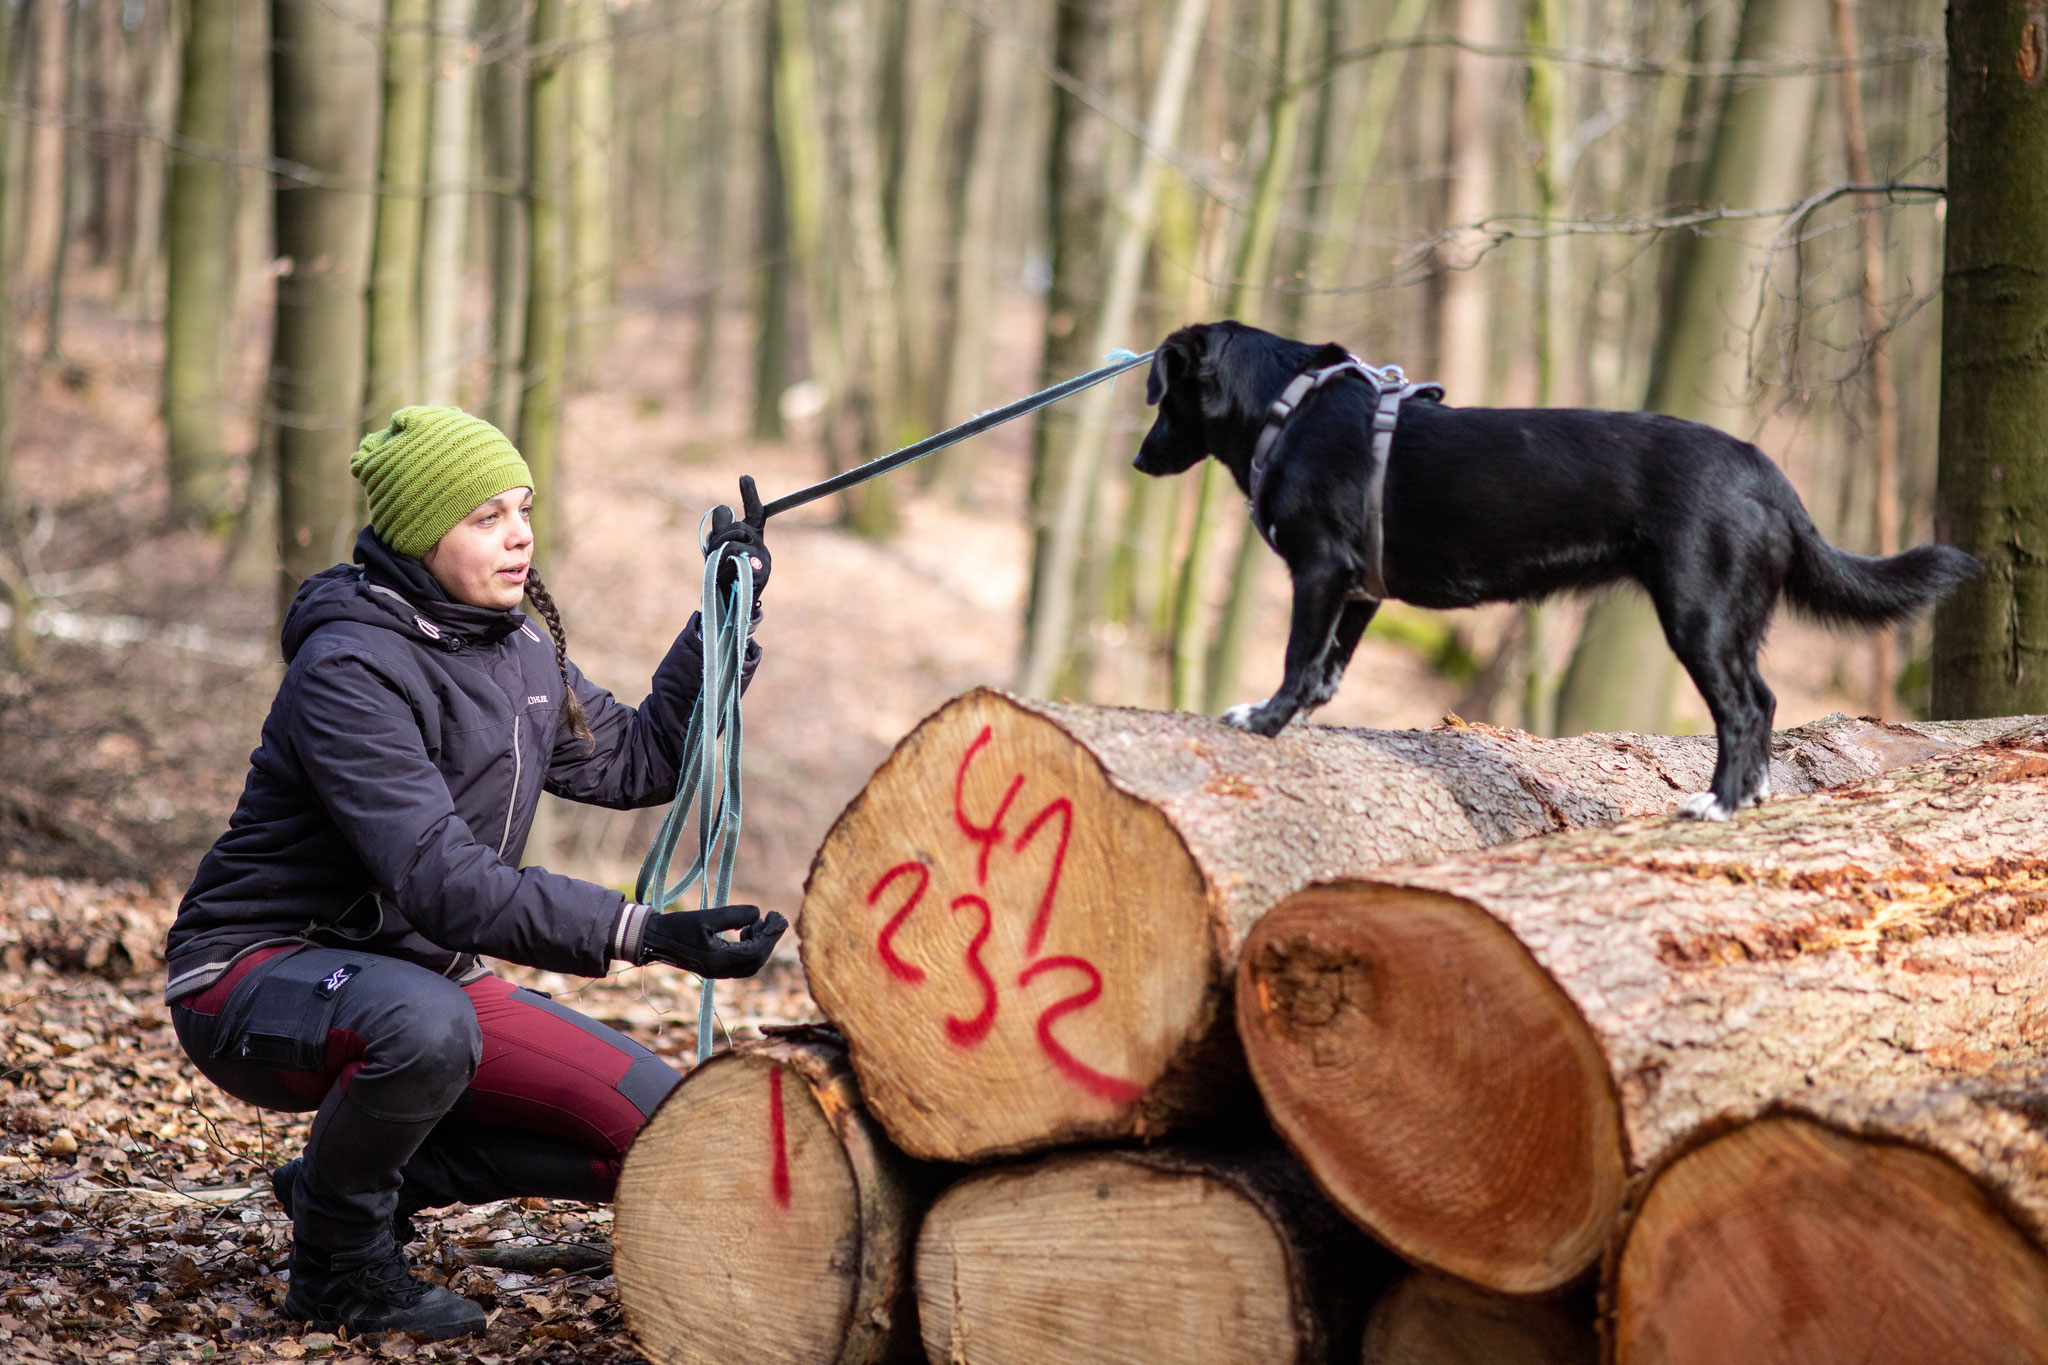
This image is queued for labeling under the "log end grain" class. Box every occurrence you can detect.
[916,1149,1376,1365]
[801,689,1218,1161]
[615,1037,923,1365]
[1239,882,1625,1294]
[1612,1115,2048,1365]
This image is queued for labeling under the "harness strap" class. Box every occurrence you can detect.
[1247,356,1442,602]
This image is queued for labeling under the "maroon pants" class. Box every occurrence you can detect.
[172,944,680,1254]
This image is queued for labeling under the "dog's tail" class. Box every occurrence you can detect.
[1783,518,1982,627]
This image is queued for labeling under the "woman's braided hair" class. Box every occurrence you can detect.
[522,566,595,749]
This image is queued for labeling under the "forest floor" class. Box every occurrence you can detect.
[0,273,1886,1360]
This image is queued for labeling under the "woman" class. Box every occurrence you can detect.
[164,406,786,1340]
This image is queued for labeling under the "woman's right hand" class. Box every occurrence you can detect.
[640,904,787,977]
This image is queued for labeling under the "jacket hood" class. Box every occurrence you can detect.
[279,526,530,664]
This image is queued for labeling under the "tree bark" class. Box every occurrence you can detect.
[1611,1114,2048,1364]
[1931,0,2048,719]
[518,0,569,558]
[1360,1272,1594,1365]
[613,1027,930,1365]
[164,0,237,530]
[750,0,792,441]
[565,0,613,378]
[271,0,383,610]
[481,0,527,435]
[798,686,2015,1162]
[1553,0,1832,738]
[418,0,478,407]
[18,0,69,303]
[124,0,180,313]
[365,0,431,421]
[916,1146,1386,1365]
[1239,720,2048,1294]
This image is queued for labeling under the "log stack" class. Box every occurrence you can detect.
[614,690,2048,1365]
[796,688,2002,1161]
[1238,721,2048,1316]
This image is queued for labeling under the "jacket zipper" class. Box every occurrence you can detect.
[499,712,522,857]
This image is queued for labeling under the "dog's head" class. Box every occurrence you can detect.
[1134,321,1339,479]
[1133,325,1226,476]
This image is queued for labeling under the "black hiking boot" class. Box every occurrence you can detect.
[282,1240,485,1341]
[269,1157,419,1247]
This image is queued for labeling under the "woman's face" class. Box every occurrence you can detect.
[421,488,534,610]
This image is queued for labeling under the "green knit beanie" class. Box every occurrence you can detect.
[350,406,535,559]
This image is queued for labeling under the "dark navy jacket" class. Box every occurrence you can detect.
[164,529,755,1002]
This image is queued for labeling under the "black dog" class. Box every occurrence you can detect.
[1135,320,1981,820]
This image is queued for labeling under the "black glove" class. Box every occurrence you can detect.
[640,903,787,978]
[706,475,770,599]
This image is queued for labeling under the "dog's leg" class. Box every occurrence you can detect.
[1659,570,1778,821]
[1308,597,1379,709]
[1221,561,1354,737]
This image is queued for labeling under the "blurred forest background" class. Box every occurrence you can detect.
[0,0,2040,905]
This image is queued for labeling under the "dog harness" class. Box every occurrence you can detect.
[1247,357,1444,600]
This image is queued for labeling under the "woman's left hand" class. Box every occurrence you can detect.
[706,476,770,598]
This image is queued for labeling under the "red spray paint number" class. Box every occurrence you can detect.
[860,729,1137,1107]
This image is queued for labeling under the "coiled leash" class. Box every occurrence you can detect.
[635,349,1153,1063]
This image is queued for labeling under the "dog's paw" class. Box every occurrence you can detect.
[1220,702,1289,737]
[1675,791,1731,822]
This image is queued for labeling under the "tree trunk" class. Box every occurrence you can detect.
[1930,0,2048,718]
[1831,0,1901,719]
[1238,720,2048,1294]
[613,1027,930,1365]
[86,0,135,269]
[1553,0,1831,738]
[930,20,1018,494]
[1016,0,1209,698]
[797,686,2013,1162]
[39,0,85,360]
[418,0,478,406]
[889,0,966,434]
[565,0,613,378]
[271,0,383,609]
[750,0,792,441]
[1360,1273,1594,1365]
[482,0,526,435]
[1434,0,1498,406]
[164,0,237,531]
[821,0,900,537]
[124,0,180,312]
[1611,1114,2048,1364]
[365,0,431,421]
[18,0,68,305]
[518,0,569,558]
[916,1147,1386,1365]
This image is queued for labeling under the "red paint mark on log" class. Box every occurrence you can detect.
[768,1066,791,1209]
[869,861,931,983]
[944,895,999,1047]
[1017,956,1144,1105]
[1014,797,1073,958]
[954,725,1025,886]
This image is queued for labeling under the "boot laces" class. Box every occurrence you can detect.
[353,1250,432,1308]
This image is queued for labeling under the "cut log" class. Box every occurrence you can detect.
[1611,1114,2048,1364]
[614,1027,930,1365]
[1239,721,2048,1293]
[915,1146,1388,1365]
[1360,1273,1594,1365]
[799,685,2012,1161]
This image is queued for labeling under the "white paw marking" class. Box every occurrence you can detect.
[1676,791,1731,822]
[1221,703,1263,731]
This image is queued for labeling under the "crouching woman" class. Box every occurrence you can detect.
[162,407,785,1340]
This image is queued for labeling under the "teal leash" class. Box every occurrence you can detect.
[635,549,754,1065]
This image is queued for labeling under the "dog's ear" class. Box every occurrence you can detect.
[1145,349,1172,406]
[1146,327,1205,407]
